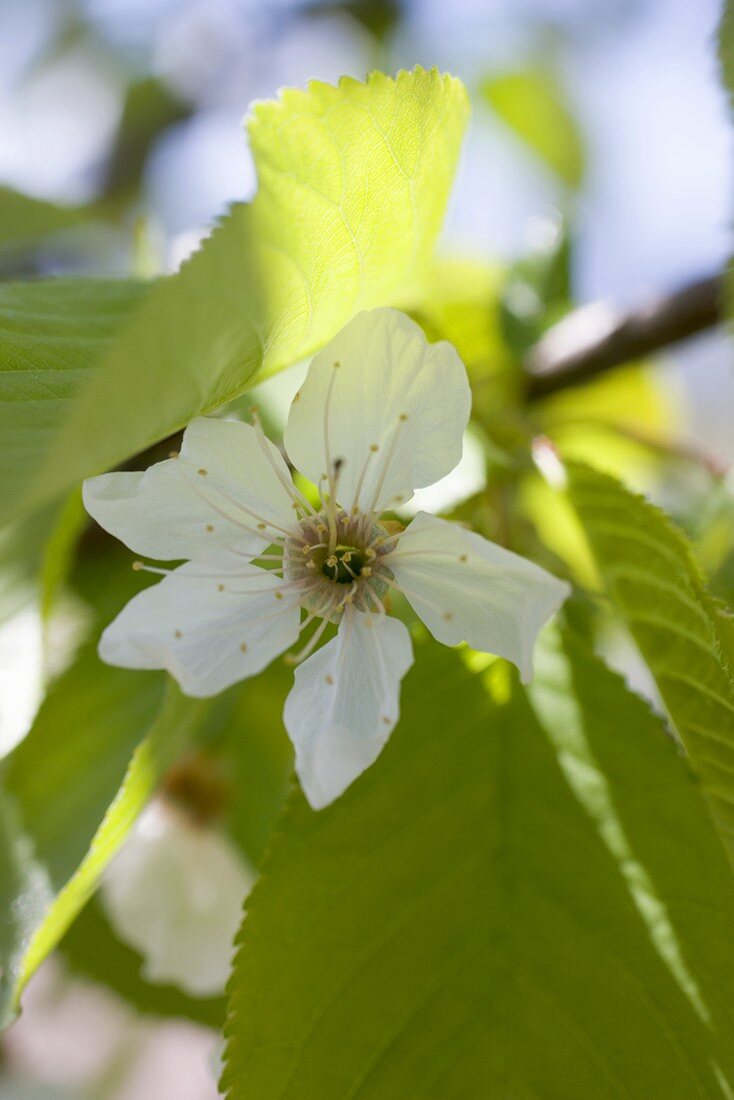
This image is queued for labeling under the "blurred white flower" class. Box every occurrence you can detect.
[0,604,43,759]
[84,308,569,808]
[101,800,253,998]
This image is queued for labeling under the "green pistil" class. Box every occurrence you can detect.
[322,546,367,584]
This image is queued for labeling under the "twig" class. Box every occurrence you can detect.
[525,273,725,398]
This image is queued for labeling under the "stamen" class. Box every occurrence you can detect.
[336,581,358,610]
[350,444,378,518]
[285,594,338,664]
[360,414,410,539]
[250,407,315,516]
[132,561,172,576]
[178,461,304,544]
[322,364,341,553]
[364,587,387,615]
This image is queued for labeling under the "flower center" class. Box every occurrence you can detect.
[321,546,367,584]
[282,508,396,619]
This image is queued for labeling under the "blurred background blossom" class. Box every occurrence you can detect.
[1,0,732,1095]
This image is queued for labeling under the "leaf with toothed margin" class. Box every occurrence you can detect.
[565,460,734,870]
[0,68,469,526]
[220,631,734,1099]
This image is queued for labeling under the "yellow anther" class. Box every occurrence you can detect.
[275,591,284,600]
[205,524,214,532]
[217,584,225,592]
[168,450,179,459]
[459,554,468,562]
[370,443,379,452]
[240,642,248,652]
[325,674,334,685]
[197,468,208,476]
[257,522,267,530]
[399,413,409,422]
[132,560,143,571]
[174,629,183,638]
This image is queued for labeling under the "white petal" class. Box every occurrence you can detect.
[99,560,301,697]
[83,417,298,562]
[388,512,570,682]
[284,309,471,514]
[101,801,254,997]
[284,608,414,809]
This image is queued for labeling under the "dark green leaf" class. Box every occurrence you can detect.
[222,633,734,1098]
[565,461,734,870]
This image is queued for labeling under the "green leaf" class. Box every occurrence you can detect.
[0,277,149,525]
[481,68,585,189]
[222,634,734,1098]
[0,791,51,1026]
[2,68,469,525]
[57,661,293,1026]
[100,76,190,203]
[565,461,734,868]
[213,664,295,866]
[2,647,164,894]
[39,487,87,629]
[0,187,85,253]
[0,648,208,1025]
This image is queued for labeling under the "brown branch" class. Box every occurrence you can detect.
[525,273,725,399]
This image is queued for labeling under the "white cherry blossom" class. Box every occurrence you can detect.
[84,308,570,809]
[101,800,254,997]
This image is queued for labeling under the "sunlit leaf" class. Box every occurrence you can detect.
[481,68,585,189]
[0,679,207,1025]
[0,68,469,525]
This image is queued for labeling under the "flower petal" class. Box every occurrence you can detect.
[99,560,301,697]
[283,607,414,809]
[388,512,570,682]
[102,801,254,997]
[284,309,471,514]
[83,417,298,562]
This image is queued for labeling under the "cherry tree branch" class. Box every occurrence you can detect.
[524,273,725,399]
